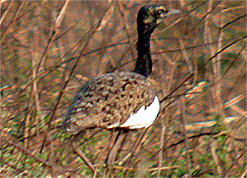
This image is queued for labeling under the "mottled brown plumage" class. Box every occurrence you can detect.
[63,72,156,134]
[62,4,180,175]
[63,5,180,136]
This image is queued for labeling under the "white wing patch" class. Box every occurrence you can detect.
[107,96,160,129]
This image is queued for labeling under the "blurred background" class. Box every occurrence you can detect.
[1,0,246,177]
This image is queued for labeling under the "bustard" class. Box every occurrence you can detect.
[63,4,180,175]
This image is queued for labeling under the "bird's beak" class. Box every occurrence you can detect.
[157,8,180,24]
[167,9,181,16]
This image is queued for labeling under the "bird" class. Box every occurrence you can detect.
[63,4,180,175]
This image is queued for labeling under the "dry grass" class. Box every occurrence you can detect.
[1,0,246,177]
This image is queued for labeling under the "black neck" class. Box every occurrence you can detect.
[133,22,156,77]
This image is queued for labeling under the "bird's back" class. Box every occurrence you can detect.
[63,72,157,134]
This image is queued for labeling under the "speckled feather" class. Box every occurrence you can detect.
[63,72,156,134]
[63,5,180,135]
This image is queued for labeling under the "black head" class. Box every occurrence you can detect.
[134,5,180,77]
[137,5,180,36]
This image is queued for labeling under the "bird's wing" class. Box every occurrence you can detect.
[63,72,156,134]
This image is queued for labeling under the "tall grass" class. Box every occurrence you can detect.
[1,0,246,177]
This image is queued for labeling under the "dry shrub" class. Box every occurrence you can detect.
[1,0,246,177]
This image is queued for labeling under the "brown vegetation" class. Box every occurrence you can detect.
[1,0,246,177]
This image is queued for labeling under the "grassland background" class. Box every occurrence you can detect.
[1,0,246,177]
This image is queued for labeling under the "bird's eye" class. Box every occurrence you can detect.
[158,9,167,14]
[155,9,166,17]
[159,9,165,13]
